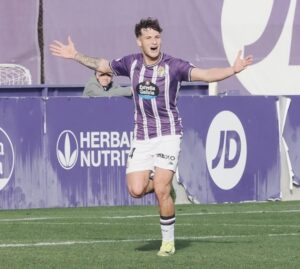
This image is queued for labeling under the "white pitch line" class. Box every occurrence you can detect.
[0,217,64,222]
[0,238,160,248]
[0,233,300,249]
[1,209,300,223]
[221,223,300,228]
[2,222,300,229]
[102,209,300,219]
[0,222,158,226]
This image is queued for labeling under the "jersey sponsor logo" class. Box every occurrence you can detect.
[0,128,15,191]
[205,111,247,190]
[157,153,176,166]
[136,81,159,99]
[157,153,176,161]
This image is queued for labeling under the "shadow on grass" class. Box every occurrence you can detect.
[135,240,191,252]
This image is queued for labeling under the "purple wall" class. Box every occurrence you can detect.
[0,96,281,209]
[1,1,299,95]
[178,96,280,203]
[43,0,227,86]
[0,97,156,209]
[0,0,40,83]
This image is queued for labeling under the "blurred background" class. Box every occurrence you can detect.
[1,0,299,95]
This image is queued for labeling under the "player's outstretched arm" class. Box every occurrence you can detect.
[49,36,111,73]
[191,50,253,83]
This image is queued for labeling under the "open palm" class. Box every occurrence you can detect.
[233,50,253,73]
[49,36,77,59]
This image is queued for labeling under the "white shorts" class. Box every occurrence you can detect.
[126,135,182,174]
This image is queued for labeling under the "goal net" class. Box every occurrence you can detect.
[0,64,32,85]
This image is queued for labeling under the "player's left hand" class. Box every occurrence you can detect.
[233,50,253,73]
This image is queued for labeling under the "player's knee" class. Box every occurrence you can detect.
[155,186,170,201]
[127,186,145,198]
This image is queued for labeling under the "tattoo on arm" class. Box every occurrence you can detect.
[74,53,100,71]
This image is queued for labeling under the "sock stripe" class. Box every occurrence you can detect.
[160,216,176,225]
[160,215,175,220]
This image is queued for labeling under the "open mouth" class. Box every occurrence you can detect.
[150,46,158,52]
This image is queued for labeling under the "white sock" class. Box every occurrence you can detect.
[160,215,175,242]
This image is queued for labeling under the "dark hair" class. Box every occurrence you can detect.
[134,17,163,37]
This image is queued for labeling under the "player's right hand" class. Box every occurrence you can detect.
[49,36,78,59]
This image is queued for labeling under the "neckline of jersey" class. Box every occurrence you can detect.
[143,52,163,68]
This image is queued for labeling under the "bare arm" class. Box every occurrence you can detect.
[191,50,253,82]
[49,36,111,73]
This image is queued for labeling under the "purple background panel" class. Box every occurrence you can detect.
[0,96,282,209]
[1,1,299,95]
[0,0,40,84]
[177,96,280,204]
[43,0,234,86]
[0,98,44,208]
[45,97,156,207]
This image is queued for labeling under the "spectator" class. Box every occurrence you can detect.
[83,71,132,97]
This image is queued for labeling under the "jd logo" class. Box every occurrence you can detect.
[56,130,78,170]
[206,111,247,190]
[0,128,15,191]
[211,130,241,169]
[222,0,300,95]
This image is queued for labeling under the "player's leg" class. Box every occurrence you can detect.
[126,139,155,198]
[154,168,176,256]
[154,168,175,215]
[153,135,181,256]
[126,170,154,198]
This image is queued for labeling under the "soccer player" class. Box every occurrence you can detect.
[50,17,253,256]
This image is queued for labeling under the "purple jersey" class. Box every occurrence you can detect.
[110,53,194,140]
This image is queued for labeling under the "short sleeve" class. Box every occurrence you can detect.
[110,55,135,77]
[171,57,195,82]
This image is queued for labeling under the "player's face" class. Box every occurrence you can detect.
[137,28,161,65]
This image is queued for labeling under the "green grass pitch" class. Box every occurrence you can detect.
[0,201,300,268]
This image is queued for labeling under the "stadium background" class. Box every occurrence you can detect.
[0,0,300,209]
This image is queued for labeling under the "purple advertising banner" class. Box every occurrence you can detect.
[0,96,281,209]
[178,96,281,204]
[45,97,156,207]
[0,97,157,209]
[0,98,44,208]
[283,96,300,186]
